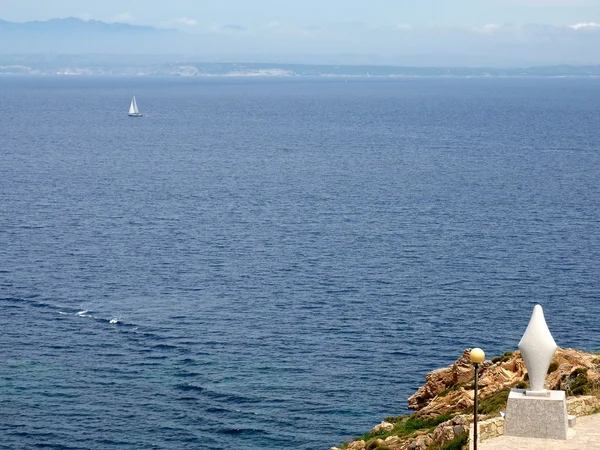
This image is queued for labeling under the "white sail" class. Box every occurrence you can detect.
[129,96,139,115]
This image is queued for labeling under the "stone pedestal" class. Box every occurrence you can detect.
[504,389,569,440]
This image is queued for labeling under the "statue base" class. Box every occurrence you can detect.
[504,389,569,440]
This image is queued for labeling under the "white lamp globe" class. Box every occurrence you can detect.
[470,348,485,364]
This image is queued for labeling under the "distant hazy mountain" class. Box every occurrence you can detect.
[1,17,599,67]
[0,17,163,33]
[0,18,182,54]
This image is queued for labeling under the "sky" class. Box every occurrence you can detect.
[1,0,600,66]
[2,0,599,29]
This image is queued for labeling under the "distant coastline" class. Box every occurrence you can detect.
[0,57,599,78]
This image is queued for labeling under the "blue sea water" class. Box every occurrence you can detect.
[0,76,599,449]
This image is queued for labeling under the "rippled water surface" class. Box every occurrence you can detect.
[1,76,600,449]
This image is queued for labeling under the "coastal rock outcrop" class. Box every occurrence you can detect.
[347,440,366,450]
[430,415,468,447]
[408,348,600,418]
[336,348,600,450]
[407,349,476,412]
[371,421,394,433]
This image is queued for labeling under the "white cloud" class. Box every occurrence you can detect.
[168,17,198,27]
[263,22,325,36]
[109,13,133,24]
[569,22,600,30]
[264,21,282,31]
[207,23,249,34]
[220,24,248,32]
[472,23,502,36]
[479,24,501,35]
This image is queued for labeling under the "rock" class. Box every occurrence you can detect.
[429,416,470,448]
[567,395,600,417]
[408,348,600,419]
[546,348,599,391]
[408,349,480,411]
[453,425,466,436]
[431,425,454,447]
[372,421,394,433]
[347,440,366,450]
[452,415,468,426]
[410,434,433,450]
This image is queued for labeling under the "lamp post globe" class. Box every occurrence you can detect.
[470,348,485,364]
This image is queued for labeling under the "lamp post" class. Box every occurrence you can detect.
[470,348,485,450]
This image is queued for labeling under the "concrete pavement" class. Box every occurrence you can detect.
[480,413,600,449]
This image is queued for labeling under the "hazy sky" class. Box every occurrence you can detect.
[1,0,599,66]
[2,0,599,28]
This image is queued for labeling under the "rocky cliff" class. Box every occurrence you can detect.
[408,348,600,419]
[332,348,600,450]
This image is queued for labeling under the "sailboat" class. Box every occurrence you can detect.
[128,96,144,117]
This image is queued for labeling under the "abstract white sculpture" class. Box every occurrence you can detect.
[505,304,568,439]
[518,304,558,393]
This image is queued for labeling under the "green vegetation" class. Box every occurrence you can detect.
[383,414,409,424]
[425,434,469,450]
[516,380,529,389]
[547,361,559,374]
[365,440,392,450]
[477,389,510,416]
[440,434,469,450]
[381,413,455,432]
[438,382,465,398]
[403,414,455,433]
[491,351,513,364]
[463,382,475,391]
[425,434,468,450]
[566,368,589,396]
[341,414,455,450]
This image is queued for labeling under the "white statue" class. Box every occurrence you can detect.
[518,304,557,393]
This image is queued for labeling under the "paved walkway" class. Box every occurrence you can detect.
[480,413,600,449]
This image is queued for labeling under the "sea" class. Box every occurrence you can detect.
[0,76,599,449]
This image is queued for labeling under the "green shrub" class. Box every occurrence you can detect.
[547,362,559,374]
[402,413,454,433]
[426,433,469,450]
[491,352,514,364]
[383,415,408,424]
[366,440,392,450]
[567,368,589,396]
[440,434,469,450]
[345,414,455,450]
[438,383,464,398]
[477,389,510,416]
